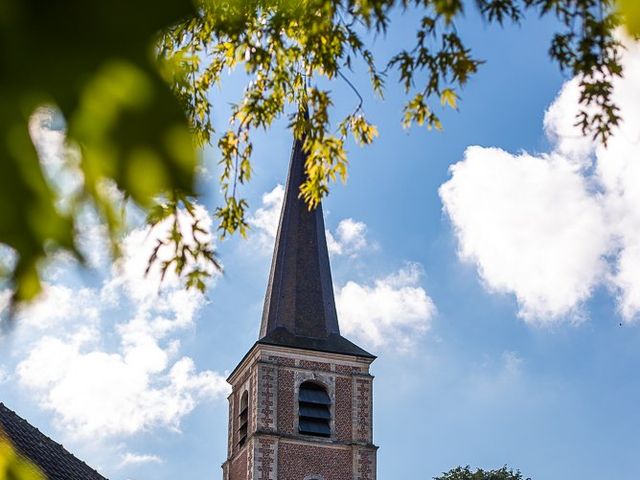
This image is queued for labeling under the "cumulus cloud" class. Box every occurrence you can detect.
[440,35,640,323]
[326,218,368,256]
[28,107,83,207]
[16,332,227,438]
[15,284,100,331]
[119,453,163,468]
[249,184,285,248]
[7,205,228,440]
[336,263,436,351]
[105,203,217,303]
[440,147,609,321]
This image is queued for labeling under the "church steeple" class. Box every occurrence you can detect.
[223,129,378,480]
[258,135,373,358]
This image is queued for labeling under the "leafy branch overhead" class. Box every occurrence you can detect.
[0,0,635,305]
[161,0,628,245]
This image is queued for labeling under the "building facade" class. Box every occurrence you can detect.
[222,136,378,480]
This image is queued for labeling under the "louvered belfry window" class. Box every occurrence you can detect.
[298,381,331,437]
[238,391,248,447]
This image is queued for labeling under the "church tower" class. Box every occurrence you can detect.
[222,135,378,480]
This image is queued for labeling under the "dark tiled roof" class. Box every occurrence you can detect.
[0,403,107,480]
[258,328,375,359]
[259,135,373,359]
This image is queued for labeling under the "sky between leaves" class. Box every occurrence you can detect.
[1,13,640,480]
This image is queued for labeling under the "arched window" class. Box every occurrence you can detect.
[238,391,248,447]
[298,381,331,437]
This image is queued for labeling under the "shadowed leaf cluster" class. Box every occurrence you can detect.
[0,0,198,304]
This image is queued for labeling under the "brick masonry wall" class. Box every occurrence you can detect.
[225,346,376,480]
[232,389,240,452]
[354,378,372,444]
[277,369,294,435]
[335,376,352,442]
[228,449,247,480]
[250,367,258,436]
[227,394,234,458]
[231,367,256,457]
[278,442,352,480]
[298,360,332,372]
[257,364,277,433]
[354,447,376,480]
[252,437,278,480]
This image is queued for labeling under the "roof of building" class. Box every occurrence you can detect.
[0,403,107,480]
[259,134,374,359]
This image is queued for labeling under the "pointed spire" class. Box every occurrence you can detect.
[258,133,373,358]
[260,136,339,338]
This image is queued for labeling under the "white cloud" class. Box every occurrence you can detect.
[326,218,368,256]
[28,107,83,208]
[15,284,100,331]
[119,453,163,468]
[248,184,285,248]
[440,35,640,323]
[336,263,436,351]
[17,334,227,438]
[440,146,609,322]
[0,289,11,314]
[28,107,67,169]
[10,205,228,440]
[104,203,216,303]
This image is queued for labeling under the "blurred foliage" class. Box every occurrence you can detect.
[0,0,632,305]
[618,0,640,36]
[0,0,198,303]
[434,466,530,480]
[0,435,44,480]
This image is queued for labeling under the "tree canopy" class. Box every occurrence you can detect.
[434,466,531,480]
[1,0,639,305]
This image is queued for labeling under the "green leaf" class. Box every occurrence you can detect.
[619,0,640,37]
[440,88,458,109]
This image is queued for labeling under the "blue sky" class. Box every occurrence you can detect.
[2,7,640,480]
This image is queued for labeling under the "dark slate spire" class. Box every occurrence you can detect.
[258,135,373,358]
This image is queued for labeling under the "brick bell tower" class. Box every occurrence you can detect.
[222,134,377,480]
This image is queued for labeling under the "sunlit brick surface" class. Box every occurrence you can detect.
[223,345,377,480]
